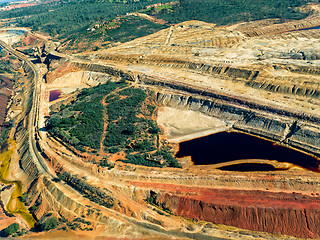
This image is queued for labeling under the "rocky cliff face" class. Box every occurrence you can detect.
[152,187,320,239]
[143,85,320,158]
[96,53,259,82]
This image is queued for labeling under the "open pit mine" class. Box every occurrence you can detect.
[1,6,320,239]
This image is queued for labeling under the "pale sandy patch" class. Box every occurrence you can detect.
[157,107,230,142]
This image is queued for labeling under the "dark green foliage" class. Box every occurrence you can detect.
[30,205,37,212]
[156,150,182,168]
[36,217,59,231]
[153,0,316,25]
[0,120,13,145]
[0,223,19,237]
[100,158,114,169]
[131,139,155,152]
[74,217,91,225]
[11,228,28,237]
[147,104,156,115]
[122,149,181,168]
[0,0,172,37]
[18,193,28,203]
[0,60,14,74]
[46,82,123,151]
[123,153,161,167]
[66,219,92,231]
[100,15,169,43]
[65,14,169,50]
[104,87,149,150]
[47,81,180,168]
[147,121,160,134]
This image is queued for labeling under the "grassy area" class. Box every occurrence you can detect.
[151,0,317,25]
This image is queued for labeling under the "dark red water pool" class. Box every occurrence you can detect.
[49,90,62,102]
[175,132,320,172]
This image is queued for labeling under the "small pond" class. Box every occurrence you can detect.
[49,90,62,102]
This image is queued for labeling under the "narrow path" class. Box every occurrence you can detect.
[165,26,174,45]
[98,86,131,156]
[98,94,110,157]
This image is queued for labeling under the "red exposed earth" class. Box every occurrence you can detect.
[0,75,12,132]
[129,181,320,238]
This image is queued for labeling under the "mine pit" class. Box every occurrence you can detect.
[49,89,62,102]
[176,132,320,172]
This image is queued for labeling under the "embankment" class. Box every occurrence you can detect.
[138,183,320,239]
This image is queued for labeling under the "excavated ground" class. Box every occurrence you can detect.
[4,5,320,239]
[37,10,320,238]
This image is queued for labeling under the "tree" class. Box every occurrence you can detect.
[0,223,19,237]
[36,217,59,231]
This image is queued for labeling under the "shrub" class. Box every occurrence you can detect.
[0,223,19,237]
[36,217,59,231]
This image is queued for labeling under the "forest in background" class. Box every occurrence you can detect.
[0,0,173,37]
[151,0,319,25]
[0,0,318,53]
[1,0,318,38]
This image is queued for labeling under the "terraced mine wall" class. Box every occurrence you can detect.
[38,58,320,238]
[69,60,320,158]
[96,54,260,82]
[140,76,320,158]
[239,18,320,37]
[1,45,90,225]
[110,175,320,239]
[14,62,42,183]
[95,54,320,100]
[149,187,320,239]
[72,62,134,81]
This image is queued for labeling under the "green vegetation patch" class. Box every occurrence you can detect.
[47,81,121,151]
[0,0,172,37]
[100,15,169,43]
[47,81,181,168]
[35,217,59,231]
[103,84,181,168]
[60,15,169,53]
[0,59,14,74]
[152,0,317,25]
[0,223,19,237]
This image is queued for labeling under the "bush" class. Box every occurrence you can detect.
[36,217,59,231]
[0,223,19,237]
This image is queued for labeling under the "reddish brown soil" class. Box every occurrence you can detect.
[0,75,13,132]
[15,35,43,51]
[129,181,320,239]
[108,151,126,164]
[46,62,79,83]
